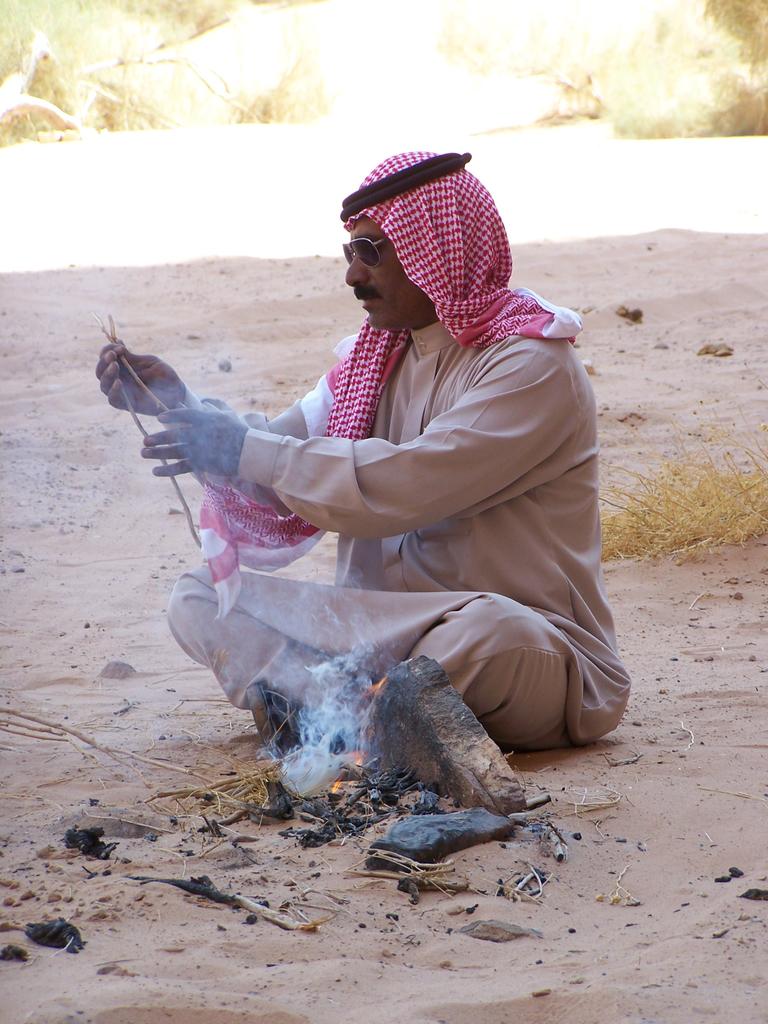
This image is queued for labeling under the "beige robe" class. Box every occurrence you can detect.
[169,322,630,749]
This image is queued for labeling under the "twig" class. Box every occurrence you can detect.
[679,720,695,751]
[2,706,206,780]
[529,864,545,898]
[93,313,200,549]
[565,784,623,816]
[698,786,768,805]
[597,864,641,907]
[602,751,643,767]
[81,809,176,835]
[545,822,569,862]
[348,850,467,894]
[515,871,536,892]
[348,866,468,893]
[130,875,332,931]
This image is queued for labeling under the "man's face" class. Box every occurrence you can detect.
[345,216,437,331]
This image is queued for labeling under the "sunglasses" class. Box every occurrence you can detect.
[342,236,387,267]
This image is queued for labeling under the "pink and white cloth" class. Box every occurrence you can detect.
[200,152,583,617]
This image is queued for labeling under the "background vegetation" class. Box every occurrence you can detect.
[601,428,768,561]
[1,0,766,145]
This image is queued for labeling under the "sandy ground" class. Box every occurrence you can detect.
[1,124,768,1024]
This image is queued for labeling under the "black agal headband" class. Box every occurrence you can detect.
[340,152,472,222]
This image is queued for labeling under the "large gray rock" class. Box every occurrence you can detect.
[368,656,526,814]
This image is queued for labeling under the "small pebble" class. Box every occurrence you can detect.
[714,875,732,883]
[99,660,136,680]
[729,867,744,878]
[218,358,232,373]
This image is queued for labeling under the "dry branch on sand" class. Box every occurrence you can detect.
[601,431,768,560]
[0,707,207,780]
[0,31,81,135]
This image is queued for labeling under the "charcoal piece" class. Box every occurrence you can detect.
[740,888,768,901]
[366,807,515,868]
[411,789,441,815]
[397,877,420,904]
[459,919,542,942]
[343,766,416,812]
[368,656,526,814]
[25,919,85,953]
[0,944,28,961]
[130,874,235,904]
[280,823,339,848]
[247,779,295,821]
[64,826,118,860]
[300,798,333,820]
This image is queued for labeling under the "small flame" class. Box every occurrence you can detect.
[331,779,343,794]
[370,676,388,696]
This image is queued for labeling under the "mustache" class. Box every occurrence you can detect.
[353,286,379,300]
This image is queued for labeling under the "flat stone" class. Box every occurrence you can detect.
[366,808,515,867]
[459,919,543,942]
[740,888,768,901]
[99,660,137,679]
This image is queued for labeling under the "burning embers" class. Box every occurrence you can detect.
[260,655,526,818]
[280,765,431,848]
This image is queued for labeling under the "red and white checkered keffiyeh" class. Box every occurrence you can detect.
[200,151,582,617]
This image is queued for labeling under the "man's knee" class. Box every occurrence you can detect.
[457,593,559,655]
[167,567,215,643]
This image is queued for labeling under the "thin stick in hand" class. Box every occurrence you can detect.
[93,313,201,549]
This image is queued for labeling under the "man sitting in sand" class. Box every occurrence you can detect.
[96,150,630,752]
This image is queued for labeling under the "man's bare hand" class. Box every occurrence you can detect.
[96,343,185,414]
[141,408,248,478]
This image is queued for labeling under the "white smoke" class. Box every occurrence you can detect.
[279,649,374,796]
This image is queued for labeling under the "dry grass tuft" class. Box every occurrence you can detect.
[601,429,768,561]
[149,758,283,815]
